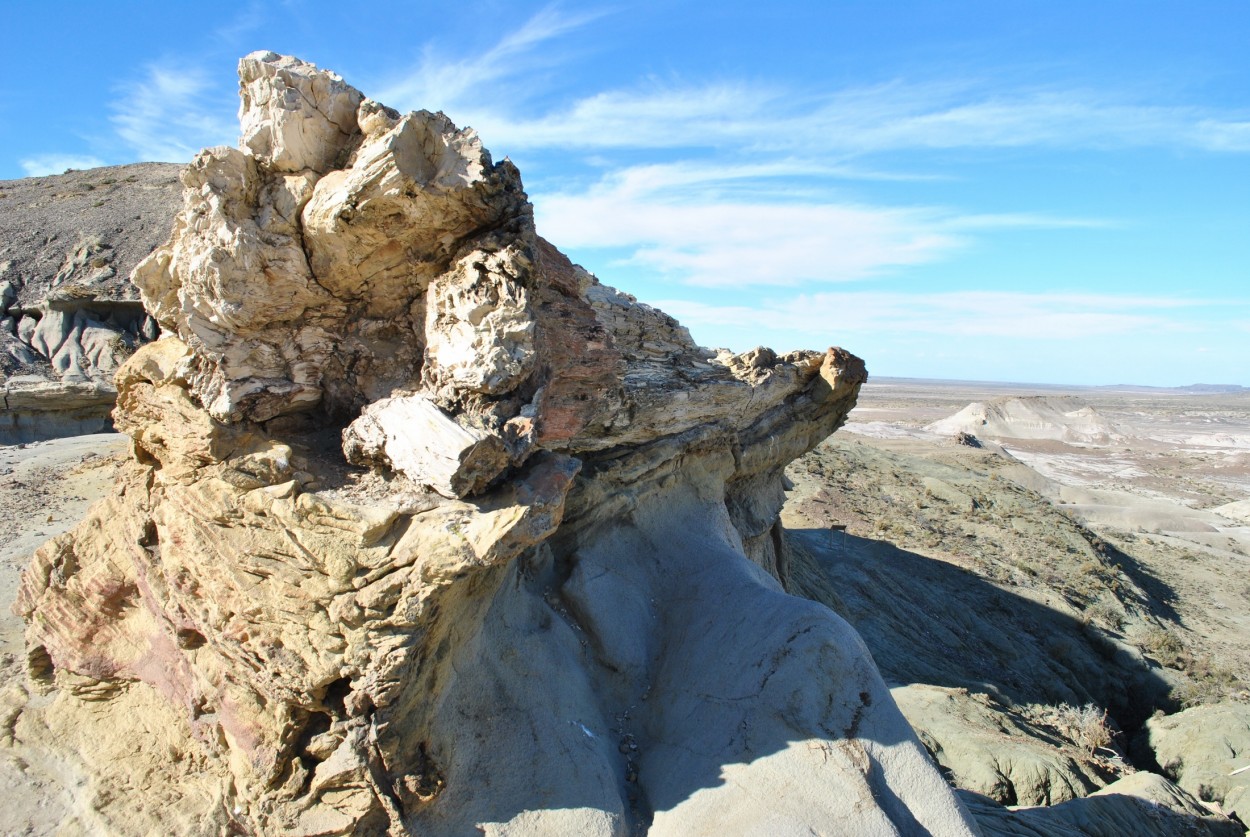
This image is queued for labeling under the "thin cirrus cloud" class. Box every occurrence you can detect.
[466,79,1250,156]
[1194,118,1250,152]
[367,7,1250,157]
[534,162,1108,288]
[12,8,263,176]
[374,5,610,114]
[108,63,236,163]
[659,291,1214,344]
[19,153,107,177]
[83,7,1250,174]
[801,85,1250,155]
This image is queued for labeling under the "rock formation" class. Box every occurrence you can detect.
[0,163,182,442]
[926,396,1127,447]
[780,428,1246,835]
[11,52,984,835]
[1142,701,1250,822]
[960,772,1242,836]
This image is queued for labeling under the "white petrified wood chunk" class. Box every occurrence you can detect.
[342,392,510,498]
[422,246,536,397]
[238,51,363,174]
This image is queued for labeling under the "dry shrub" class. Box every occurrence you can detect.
[1140,626,1186,666]
[1085,597,1124,631]
[1025,702,1114,753]
[1139,627,1245,706]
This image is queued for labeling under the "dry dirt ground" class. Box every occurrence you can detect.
[0,434,130,674]
[0,433,129,835]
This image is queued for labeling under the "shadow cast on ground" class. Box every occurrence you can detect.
[786,528,1176,729]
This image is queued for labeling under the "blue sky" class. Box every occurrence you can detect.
[3,1,1247,386]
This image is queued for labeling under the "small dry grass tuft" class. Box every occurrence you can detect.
[1025,702,1114,753]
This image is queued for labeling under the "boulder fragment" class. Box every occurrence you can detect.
[1143,701,1250,823]
[342,392,510,498]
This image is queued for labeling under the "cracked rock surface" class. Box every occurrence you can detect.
[8,52,986,835]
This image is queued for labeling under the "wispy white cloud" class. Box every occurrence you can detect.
[109,63,235,163]
[534,163,1107,287]
[1194,119,1250,152]
[540,191,957,287]
[88,9,1245,177]
[375,4,608,114]
[210,3,267,46]
[838,89,1250,154]
[19,154,107,176]
[465,76,1250,157]
[469,83,772,150]
[22,8,265,174]
[660,291,1223,346]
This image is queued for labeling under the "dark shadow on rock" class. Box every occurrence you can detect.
[957,785,1244,837]
[786,528,1176,731]
[400,512,1211,835]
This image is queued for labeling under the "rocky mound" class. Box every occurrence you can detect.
[962,771,1241,836]
[927,396,1127,446]
[5,53,992,835]
[1143,702,1250,822]
[0,163,182,442]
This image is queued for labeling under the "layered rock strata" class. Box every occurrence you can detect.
[0,163,182,441]
[14,53,979,835]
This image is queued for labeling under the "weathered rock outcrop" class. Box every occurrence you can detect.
[0,163,182,441]
[11,53,983,835]
[1142,701,1250,822]
[960,772,1242,836]
[892,685,1126,808]
[926,396,1128,446]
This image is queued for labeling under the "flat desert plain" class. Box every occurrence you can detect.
[843,377,1250,564]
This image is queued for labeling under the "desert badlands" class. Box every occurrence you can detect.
[1,53,1249,836]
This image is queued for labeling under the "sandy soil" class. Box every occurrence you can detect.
[0,434,128,836]
[0,434,129,675]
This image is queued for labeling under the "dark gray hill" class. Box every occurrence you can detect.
[0,163,181,441]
